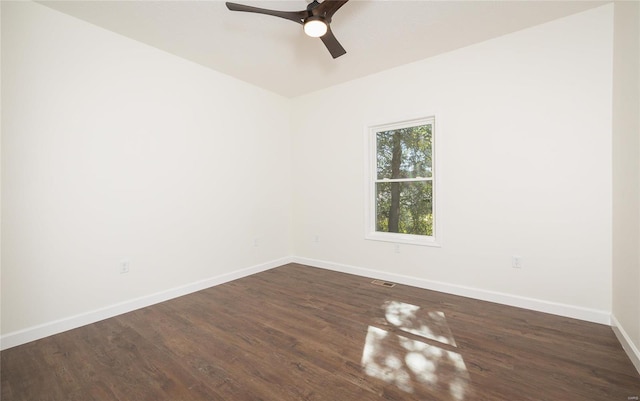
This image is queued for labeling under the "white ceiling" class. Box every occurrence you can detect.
[39,0,607,98]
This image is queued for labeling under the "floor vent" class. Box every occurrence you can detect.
[371,279,396,288]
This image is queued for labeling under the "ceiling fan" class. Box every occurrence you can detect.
[225,0,350,59]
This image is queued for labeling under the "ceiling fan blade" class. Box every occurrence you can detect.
[316,0,349,19]
[225,2,306,25]
[320,26,346,59]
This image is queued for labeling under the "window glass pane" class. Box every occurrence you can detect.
[375,181,433,235]
[376,124,433,180]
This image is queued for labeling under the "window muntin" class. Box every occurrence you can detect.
[366,117,438,246]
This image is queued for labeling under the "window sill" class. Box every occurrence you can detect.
[365,232,441,247]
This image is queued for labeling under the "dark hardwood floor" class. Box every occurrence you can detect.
[2,263,639,400]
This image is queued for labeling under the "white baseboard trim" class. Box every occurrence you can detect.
[2,256,614,351]
[0,256,293,351]
[611,315,640,375]
[292,256,611,325]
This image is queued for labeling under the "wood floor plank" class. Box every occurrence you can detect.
[2,263,639,400]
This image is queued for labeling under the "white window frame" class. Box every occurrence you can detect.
[364,116,440,247]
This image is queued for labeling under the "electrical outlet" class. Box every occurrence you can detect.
[395,244,401,254]
[512,256,523,269]
[254,238,260,247]
[119,260,130,274]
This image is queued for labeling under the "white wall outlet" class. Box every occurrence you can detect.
[119,260,130,274]
[253,238,260,247]
[395,244,401,254]
[512,256,523,269]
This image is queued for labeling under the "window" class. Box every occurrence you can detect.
[365,117,438,246]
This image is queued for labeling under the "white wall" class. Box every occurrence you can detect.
[1,2,292,340]
[292,5,614,322]
[612,0,640,371]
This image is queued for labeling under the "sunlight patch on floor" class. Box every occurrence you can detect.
[361,301,470,399]
[384,300,457,347]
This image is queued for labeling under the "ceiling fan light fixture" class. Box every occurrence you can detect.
[304,17,328,37]
[226,1,348,58]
